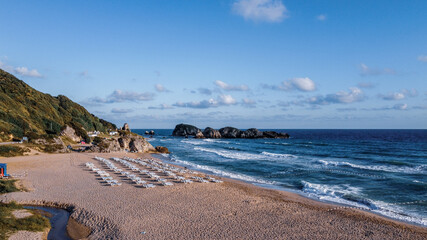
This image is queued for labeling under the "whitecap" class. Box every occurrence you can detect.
[261,151,298,159]
[171,157,275,185]
[301,181,427,226]
[194,147,264,160]
[317,160,426,174]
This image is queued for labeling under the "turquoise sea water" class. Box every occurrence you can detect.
[134,129,427,226]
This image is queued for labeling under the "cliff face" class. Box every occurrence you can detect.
[0,69,116,142]
[90,127,156,153]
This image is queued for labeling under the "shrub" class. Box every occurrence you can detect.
[0,146,29,157]
[0,180,19,194]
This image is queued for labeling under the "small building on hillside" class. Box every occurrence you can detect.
[109,131,118,136]
[88,131,100,137]
[0,163,8,178]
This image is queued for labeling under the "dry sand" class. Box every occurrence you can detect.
[1,152,426,240]
[11,209,33,219]
[8,230,44,240]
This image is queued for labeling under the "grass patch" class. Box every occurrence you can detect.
[0,180,19,194]
[0,145,29,157]
[0,202,50,240]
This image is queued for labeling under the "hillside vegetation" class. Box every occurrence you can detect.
[0,69,116,142]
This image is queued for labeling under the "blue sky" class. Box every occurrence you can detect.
[1,0,426,129]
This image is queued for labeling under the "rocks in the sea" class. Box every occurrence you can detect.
[172,124,202,137]
[155,146,170,153]
[241,128,264,139]
[203,127,221,138]
[145,130,155,135]
[173,124,290,139]
[263,131,290,139]
[195,131,205,139]
[122,123,130,131]
[219,127,242,138]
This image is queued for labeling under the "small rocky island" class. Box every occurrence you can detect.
[172,124,290,139]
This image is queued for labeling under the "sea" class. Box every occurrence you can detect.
[134,129,427,226]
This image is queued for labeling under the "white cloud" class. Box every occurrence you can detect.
[307,87,365,105]
[148,104,174,110]
[417,55,427,62]
[214,80,249,91]
[393,103,408,110]
[14,67,43,78]
[111,108,134,113]
[288,78,316,91]
[88,90,155,104]
[154,84,170,92]
[317,14,327,21]
[359,63,395,76]
[379,89,418,101]
[263,77,316,92]
[173,94,237,109]
[218,94,237,105]
[241,98,256,108]
[0,61,43,78]
[233,0,288,23]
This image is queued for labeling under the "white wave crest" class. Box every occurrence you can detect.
[261,151,297,159]
[318,160,426,174]
[194,147,264,160]
[301,181,427,226]
[264,142,290,145]
[202,139,230,144]
[171,158,275,185]
[181,139,206,145]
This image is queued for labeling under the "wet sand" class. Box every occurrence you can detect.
[1,152,426,239]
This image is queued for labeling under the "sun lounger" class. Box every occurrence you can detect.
[181,179,193,184]
[142,184,156,188]
[136,180,146,185]
[162,181,173,186]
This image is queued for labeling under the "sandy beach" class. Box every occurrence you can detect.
[1,152,426,240]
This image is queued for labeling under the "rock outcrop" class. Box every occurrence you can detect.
[90,124,156,153]
[60,125,81,142]
[263,131,290,139]
[195,131,205,139]
[172,124,202,137]
[91,135,155,153]
[241,128,264,138]
[155,146,170,153]
[203,127,221,138]
[122,123,130,131]
[172,124,290,139]
[219,127,242,138]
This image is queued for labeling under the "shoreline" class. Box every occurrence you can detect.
[155,152,427,228]
[1,152,426,239]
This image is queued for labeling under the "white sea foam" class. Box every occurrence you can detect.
[301,181,427,226]
[181,139,206,145]
[318,160,426,174]
[194,147,264,160]
[202,139,230,144]
[301,181,369,209]
[261,151,298,159]
[170,157,275,185]
[264,142,290,146]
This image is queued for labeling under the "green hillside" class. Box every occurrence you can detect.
[0,69,116,142]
